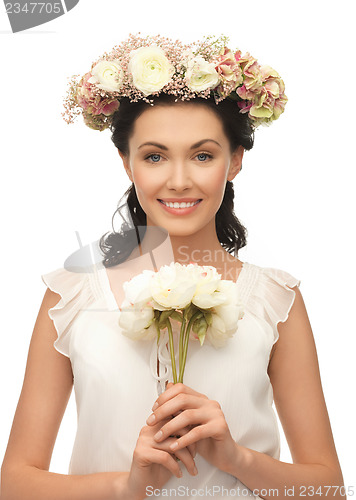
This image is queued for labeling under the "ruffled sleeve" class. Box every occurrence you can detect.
[41,267,92,358]
[247,266,301,346]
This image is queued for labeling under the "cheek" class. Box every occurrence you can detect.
[204,164,228,194]
[201,164,229,213]
[132,168,159,200]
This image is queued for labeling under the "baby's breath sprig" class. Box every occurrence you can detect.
[62,75,81,125]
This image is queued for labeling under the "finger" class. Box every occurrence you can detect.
[145,448,183,478]
[171,422,196,458]
[149,434,197,477]
[167,433,196,459]
[148,416,175,432]
[169,423,212,452]
[153,382,208,411]
[173,446,198,476]
[153,408,204,442]
[187,442,196,459]
[147,394,207,427]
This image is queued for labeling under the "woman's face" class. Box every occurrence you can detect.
[120,103,243,237]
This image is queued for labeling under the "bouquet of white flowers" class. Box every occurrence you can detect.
[118,261,244,383]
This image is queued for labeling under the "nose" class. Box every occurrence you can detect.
[165,160,193,191]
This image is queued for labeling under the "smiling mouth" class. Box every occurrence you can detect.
[158,199,202,208]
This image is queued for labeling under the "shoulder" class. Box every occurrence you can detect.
[242,262,301,341]
[41,265,94,310]
[269,281,310,363]
[236,261,302,362]
[40,265,95,358]
[247,262,301,289]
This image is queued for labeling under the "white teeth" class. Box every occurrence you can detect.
[161,200,200,208]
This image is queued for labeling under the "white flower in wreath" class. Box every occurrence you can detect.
[181,48,195,69]
[185,55,220,92]
[128,45,175,96]
[88,60,123,92]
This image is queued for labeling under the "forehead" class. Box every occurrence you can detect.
[131,103,225,143]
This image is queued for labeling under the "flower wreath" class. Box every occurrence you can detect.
[62,33,287,131]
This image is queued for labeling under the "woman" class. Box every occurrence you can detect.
[1,34,345,499]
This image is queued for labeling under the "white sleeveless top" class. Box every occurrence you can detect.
[41,260,300,499]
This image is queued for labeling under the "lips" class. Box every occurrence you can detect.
[158,199,202,203]
[158,199,201,207]
[157,198,202,215]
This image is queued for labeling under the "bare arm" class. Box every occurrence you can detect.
[0,288,129,500]
[226,286,345,499]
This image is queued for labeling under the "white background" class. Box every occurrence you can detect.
[0,0,355,492]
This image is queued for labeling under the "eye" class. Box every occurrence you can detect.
[196,152,212,162]
[145,153,161,163]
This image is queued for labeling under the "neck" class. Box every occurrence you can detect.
[168,233,234,267]
[128,223,239,270]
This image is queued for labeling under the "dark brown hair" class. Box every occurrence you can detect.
[99,94,254,267]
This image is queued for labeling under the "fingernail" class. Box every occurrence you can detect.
[146,414,155,425]
[154,430,162,440]
[177,468,182,477]
[193,465,198,475]
[152,401,159,411]
[170,441,178,450]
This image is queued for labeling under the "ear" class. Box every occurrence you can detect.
[227,145,244,182]
[118,149,133,182]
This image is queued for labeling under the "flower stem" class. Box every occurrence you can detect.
[178,310,202,383]
[178,315,186,378]
[166,318,177,384]
[155,320,161,345]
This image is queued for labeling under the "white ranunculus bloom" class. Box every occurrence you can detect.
[150,262,197,310]
[185,55,220,92]
[121,269,156,309]
[118,300,156,340]
[205,281,244,347]
[128,45,175,96]
[88,60,123,92]
[204,313,234,348]
[189,264,223,308]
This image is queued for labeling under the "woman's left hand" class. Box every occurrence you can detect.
[146,382,238,474]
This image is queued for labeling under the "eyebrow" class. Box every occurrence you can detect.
[138,139,222,150]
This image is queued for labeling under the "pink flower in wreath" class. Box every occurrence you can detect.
[215,47,243,87]
[237,52,263,92]
[76,73,120,117]
[248,65,287,121]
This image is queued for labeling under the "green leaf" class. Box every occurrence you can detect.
[192,315,206,333]
[145,317,155,328]
[198,331,206,346]
[158,310,174,328]
[204,311,213,326]
[170,310,183,322]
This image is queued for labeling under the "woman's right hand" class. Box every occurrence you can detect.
[123,417,198,499]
